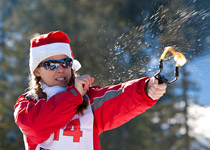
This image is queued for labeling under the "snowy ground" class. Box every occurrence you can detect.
[188,103,210,147]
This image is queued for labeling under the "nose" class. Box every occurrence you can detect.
[57,64,65,72]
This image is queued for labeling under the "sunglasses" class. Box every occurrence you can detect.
[38,58,73,70]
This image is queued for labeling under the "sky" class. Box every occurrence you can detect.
[187,52,210,106]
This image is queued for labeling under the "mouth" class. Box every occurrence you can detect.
[55,77,68,86]
[56,77,66,81]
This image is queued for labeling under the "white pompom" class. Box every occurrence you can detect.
[73,59,82,71]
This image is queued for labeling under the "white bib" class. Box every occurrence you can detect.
[36,97,94,150]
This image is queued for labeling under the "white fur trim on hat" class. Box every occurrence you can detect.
[30,42,81,73]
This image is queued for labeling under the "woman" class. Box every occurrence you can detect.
[14,30,167,150]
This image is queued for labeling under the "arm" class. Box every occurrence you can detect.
[14,88,82,144]
[88,77,159,134]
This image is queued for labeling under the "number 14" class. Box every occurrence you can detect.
[53,118,83,142]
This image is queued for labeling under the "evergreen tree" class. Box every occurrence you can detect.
[0,0,209,149]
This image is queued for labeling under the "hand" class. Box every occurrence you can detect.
[146,77,167,100]
[74,75,94,96]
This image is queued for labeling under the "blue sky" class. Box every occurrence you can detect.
[188,52,210,106]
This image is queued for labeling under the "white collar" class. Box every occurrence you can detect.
[42,82,67,100]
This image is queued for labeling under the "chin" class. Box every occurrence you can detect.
[55,80,69,87]
[62,82,70,87]
[58,84,68,88]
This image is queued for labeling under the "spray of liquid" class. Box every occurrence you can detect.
[103,1,209,85]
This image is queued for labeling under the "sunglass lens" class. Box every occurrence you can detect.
[41,58,73,70]
[63,58,73,68]
[49,63,60,70]
[43,61,51,70]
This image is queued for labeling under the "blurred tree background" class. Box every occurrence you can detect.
[0,0,210,150]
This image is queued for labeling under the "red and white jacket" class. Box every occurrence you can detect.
[14,77,157,150]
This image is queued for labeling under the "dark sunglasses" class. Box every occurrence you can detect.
[38,58,73,70]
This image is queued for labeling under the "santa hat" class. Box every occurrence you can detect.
[29,30,81,74]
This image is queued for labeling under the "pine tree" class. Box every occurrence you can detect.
[0,0,209,149]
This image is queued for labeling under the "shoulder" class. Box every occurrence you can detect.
[17,90,38,103]
[87,85,103,94]
[86,85,103,103]
[90,85,103,90]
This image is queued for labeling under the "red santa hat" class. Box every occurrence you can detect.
[29,30,81,74]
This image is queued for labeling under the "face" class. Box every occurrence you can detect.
[34,55,72,87]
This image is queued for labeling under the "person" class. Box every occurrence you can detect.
[14,30,167,150]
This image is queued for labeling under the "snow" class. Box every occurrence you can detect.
[188,103,210,147]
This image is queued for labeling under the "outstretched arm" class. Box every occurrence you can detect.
[89,77,167,134]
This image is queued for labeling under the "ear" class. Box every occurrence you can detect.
[34,68,41,77]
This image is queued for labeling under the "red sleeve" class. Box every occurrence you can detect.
[87,77,157,134]
[14,88,83,145]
